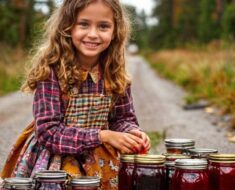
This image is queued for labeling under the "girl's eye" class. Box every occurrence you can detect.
[78,22,88,28]
[99,24,110,30]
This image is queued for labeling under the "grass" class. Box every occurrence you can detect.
[146,131,162,154]
[0,44,27,96]
[146,43,235,129]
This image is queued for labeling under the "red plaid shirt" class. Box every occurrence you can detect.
[33,67,140,155]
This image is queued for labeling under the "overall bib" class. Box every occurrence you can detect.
[1,74,120,190]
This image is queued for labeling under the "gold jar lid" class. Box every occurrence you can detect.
[135,154,165,164]
[209,154,235,163]
[120,154,136,163]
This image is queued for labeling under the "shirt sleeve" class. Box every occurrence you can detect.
[108,85,141,132]
[33,69,102,155]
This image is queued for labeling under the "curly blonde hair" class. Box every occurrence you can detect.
[22,0,131,95]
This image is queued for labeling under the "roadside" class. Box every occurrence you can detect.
[127,55,234,153]
[0,55,234,172]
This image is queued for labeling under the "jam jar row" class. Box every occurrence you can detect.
[1,170,100,190]
[119,153,235,190]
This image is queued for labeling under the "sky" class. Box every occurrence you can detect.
[120,0,155,15]
[37,0,155,18]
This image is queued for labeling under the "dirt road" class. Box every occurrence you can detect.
[0,55,234,171]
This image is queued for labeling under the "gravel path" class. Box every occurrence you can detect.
[0,55,234,172]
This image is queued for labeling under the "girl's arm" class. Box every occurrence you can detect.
[106,85,151,153]
[108,86,140,132]
[33,69,102,155]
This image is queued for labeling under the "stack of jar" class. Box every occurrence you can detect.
[118,154,166,190]
[1,170,100,190]
[164,138,235,190]
[118,138,235,190]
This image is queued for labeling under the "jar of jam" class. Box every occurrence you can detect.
[3,177,33,190]
[68,176,100,190]
[118,154,135,190]
[34,170,67,190]
[165,138,195,154]
[133,154,166,190]
[188,148,218,159]
[171,159,209,190]
[208,154,235,190]
[164,154,190,190]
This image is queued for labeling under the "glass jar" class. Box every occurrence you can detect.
[133,154,166,190]
[171,159,209,190]
[165,138,195,154]
[188,148,218,159]
[68,176,100,190]
[164,154,190,190]
[208,154,235,190]
[118,154,135,190]
[3,177,33,190]
[34,170,67,190]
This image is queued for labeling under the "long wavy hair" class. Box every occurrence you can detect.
[21,0,131,95]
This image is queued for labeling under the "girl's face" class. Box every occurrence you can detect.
[71,1,115,62]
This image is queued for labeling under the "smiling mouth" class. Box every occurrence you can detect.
[83,42,100,48]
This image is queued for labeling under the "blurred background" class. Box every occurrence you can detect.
[0,0,235,133]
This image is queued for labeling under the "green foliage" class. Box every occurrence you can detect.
[0,6,19,45]
[222,4,235,40]
[125,5,150,50]
[150,0,175,49]
[198,0,216,42]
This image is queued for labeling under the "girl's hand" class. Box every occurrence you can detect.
[128,130,151,154]
[99,130,144,154]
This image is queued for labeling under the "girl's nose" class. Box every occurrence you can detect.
[87,27,98,38]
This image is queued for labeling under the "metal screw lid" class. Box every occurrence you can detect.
[208,154,235,163]
[4,177,33,189]
[35,170,67,181]
[175,159,208,170]
[135,154,165,164]
[70,176,100,187]
[189,148,218,158]
[120,154,136,163]
[165,138,195,149]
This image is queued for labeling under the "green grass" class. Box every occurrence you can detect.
[146,45,235,129]
[0,44,26,96]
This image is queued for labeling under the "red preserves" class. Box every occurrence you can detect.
[133,155,166,190]
[208,154,235,190]
[171,159,209,190]
[118,154,135,190]
[164,154,190,190]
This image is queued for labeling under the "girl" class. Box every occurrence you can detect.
[1,0,150,189]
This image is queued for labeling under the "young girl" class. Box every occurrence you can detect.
[1,0,150,189]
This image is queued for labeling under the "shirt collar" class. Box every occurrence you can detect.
[79,64,100,84]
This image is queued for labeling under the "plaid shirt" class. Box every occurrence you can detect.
[33,67,140,155]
